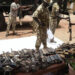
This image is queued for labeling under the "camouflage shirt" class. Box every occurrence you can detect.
[10,2,20,17]
[32,3,50,27]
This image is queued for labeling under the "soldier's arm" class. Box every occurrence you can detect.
[32,5,42,24]
[20,5,33,9]
[11,4,32,11]
[20,5,33,11]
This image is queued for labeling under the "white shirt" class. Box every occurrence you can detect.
[10,2,20,17]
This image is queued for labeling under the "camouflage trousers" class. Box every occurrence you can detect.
[49,17,57,34]
[6,14,16,34]
[35,26,47,50]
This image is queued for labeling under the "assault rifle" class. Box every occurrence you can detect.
[2,52,17,72]
[56,0,75,41]
[68,14,75,41]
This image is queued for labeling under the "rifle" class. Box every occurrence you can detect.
[39,50,48,69]
[68,14,75,41]
[2,52,17,72]
[57,0,75,41]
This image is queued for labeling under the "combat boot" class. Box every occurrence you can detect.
[6,34,9,37]
[12,32,17,35]
[50,38,56,43]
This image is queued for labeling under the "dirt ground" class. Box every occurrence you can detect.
[0,14,75,44]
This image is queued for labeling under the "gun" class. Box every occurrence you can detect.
[16,50,31,72]
[68,14,75,41]
[45,48,55,56]
[57,0,75,41]
[32,50,42,70]
[2,52,17,72]
[39,50,48,69]
[46,56,52,65]
[28,50,37,72]
[55,54,63,63]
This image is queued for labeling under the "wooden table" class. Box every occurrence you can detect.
[15,62,66,75]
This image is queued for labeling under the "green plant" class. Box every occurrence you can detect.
[66,56,75,70]
[70,62,75,70]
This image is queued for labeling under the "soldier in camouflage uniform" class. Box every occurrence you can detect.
[6,0,31,37]
[49,0,59,42]
[31,0,50,51]
[49,0,59,34]
[6,0,20,36]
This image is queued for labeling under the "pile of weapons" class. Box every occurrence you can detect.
[0,43,74,74]
[0,48,63,73]
[55,43,75,59]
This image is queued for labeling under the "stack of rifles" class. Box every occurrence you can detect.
[0,43,75,74]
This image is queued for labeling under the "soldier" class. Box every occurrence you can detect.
[6,0,31,37]
[31,0,51,51]
[49,0,59,42]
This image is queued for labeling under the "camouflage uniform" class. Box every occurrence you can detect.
[49,2,59,34]
[32,3,50,50]
[6,2,20,35]
[7,14,16,34]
